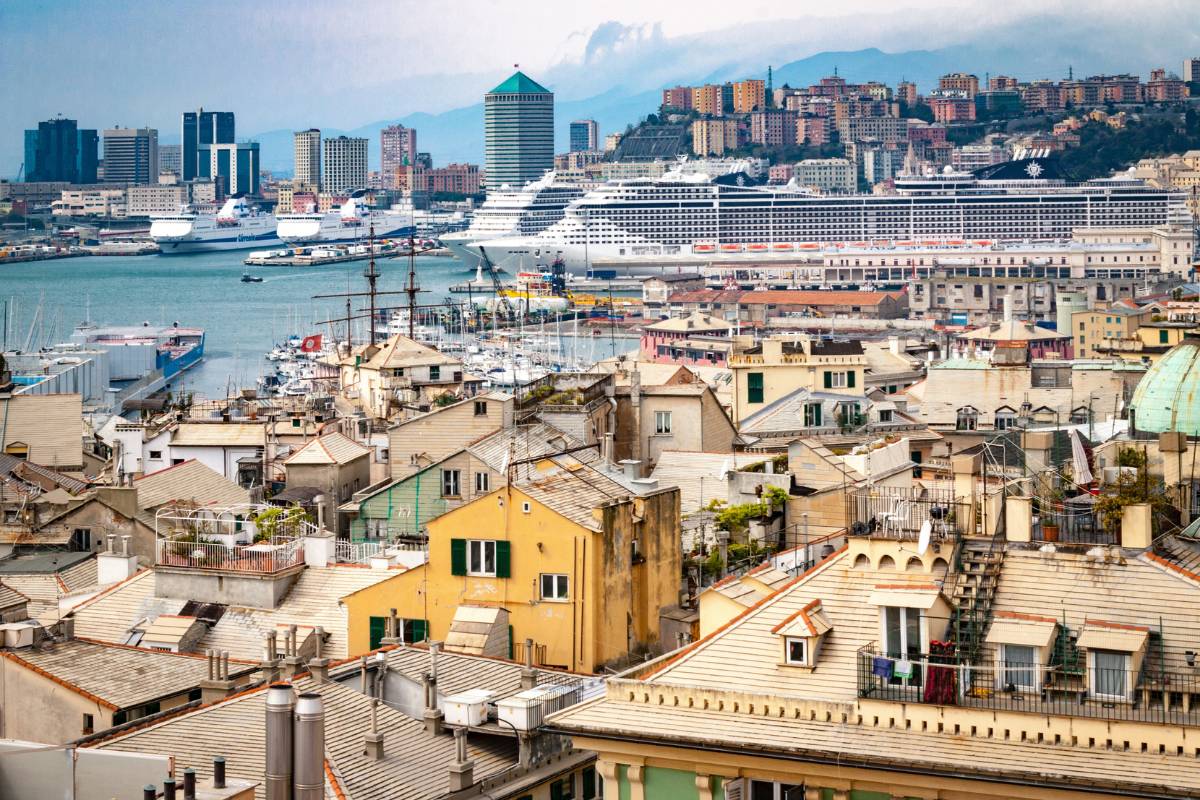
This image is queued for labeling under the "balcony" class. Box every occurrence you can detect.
[857,645,1200,726]
[847,486,971,540]
[153,505,309,575]
[155,534,304,574]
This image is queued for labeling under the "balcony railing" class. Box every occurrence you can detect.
[847,485,969,540]
[857,646,1200,726]
[335,538,427,564]
[155,535,304,574]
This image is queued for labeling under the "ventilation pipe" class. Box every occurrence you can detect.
[447,727,475,792]
[619,459,641,481]
[520,637,538,689]
[293,693,326,800]
[265,683,295,800]
[363,698,385,760]
[423,643,444,736]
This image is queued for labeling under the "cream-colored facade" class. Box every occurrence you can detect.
[730,336,868,424]
[691,119,739,156]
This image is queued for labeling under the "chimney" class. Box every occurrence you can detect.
[97,535,139,585]
[602,432,615,467]
[281,626,303,678]
[447,728,475,792]
[307,626,329,683]
[618,459,641,481]
[363,698,385,760]
[422,657,444,736]
[265,683,294,800]
[260,634,281,683]
[520,638,539,689]
[199,649,237,703]
[293,693,325,800]
[96,485,140,519]
[379,609,402,647]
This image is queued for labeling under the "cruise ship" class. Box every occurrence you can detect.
[466,157,1191,276]
[150,197,281,253]
[441,172,585,264]
[275,195,416,244]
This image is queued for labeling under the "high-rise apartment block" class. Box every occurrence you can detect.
[208,142,260,196]
[380,124,418,189]
[989,75,1019,91]
[484,71,554,191]
[733,79,766,113]
[692,84,724,116]
[569,119,599,152]
[322,136,368,194]
[102,127,158,184]
[1184,57,1200,83]
[938,72,980,98]
[181,109,234,181]
[661,86,693,111]
[692,118,740,156]
[897,81,918,107]
[293,129,321,190]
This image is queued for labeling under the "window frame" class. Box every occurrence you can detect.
[654,410,672,435]
[784,636,808,666]
[1000,643,1038,691]
[467,539,497,577]
[474,471,490,493]
[474,400,488,416]
[1089,649,1130,701]
[540,573,570,602]
[441,468,461,498]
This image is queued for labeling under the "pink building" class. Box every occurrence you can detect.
[929,94,976,123]
[381,125,418,190]
[662,86,693,111]
[639,312,734,367]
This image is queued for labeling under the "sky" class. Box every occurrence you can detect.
[2,0,1197,176]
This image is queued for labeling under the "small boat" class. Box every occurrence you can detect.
[241,272,263,283]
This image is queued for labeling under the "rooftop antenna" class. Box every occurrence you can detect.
[405,230,420,340]
[364,222,379,345]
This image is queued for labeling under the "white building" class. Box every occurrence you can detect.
[322,136,367,194]
[126,184,188,217]
[51,188,126,217]
[294,128,321,190]
[793,158,855,193]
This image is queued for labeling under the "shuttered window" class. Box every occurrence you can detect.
[450,538,467,576]
[496,540,512,578]
[747,371,764,403]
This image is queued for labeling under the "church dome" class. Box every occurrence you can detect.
[1129,336,1200,436]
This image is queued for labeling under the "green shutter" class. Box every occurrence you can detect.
[411,618,428,643]
[813,404,822,426]
[583,767,597,799]
[495,540,512,578]
[551,780,563,800]
[369,616,386,649]
[450,538,467,576]
[847,370,856,388]
[508,624,515,660]
[747,371,764,404]
[823,370,833,388]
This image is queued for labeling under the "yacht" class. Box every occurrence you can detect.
[465,157,1190,276]
[150,197,280,253]
[441,172,585,264]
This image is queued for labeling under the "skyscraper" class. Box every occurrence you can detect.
[102,127,158,184]
[484,71,553,190]
[293,129,321,190]
[181,108,235,181]
[25,118,76,182]
[322,136,368,194]
[158,144,182,176]
[569,119,598,152]
[380,124,418,189]
[208,142,260,196]
[76,128,98,184]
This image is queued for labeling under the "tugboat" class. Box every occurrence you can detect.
[240,272,264,283]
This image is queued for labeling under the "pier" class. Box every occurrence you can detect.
[244,242,406,267]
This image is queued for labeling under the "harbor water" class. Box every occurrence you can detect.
[2,251,638,399]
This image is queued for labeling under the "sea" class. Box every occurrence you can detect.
[1,251,638,400]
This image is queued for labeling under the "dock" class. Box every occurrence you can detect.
[245,242,404,267]
[449,276,644,294]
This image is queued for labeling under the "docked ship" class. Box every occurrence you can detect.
[275,196,415,244]
[441,172,585,264]
[466,157,1191,276]
[150,197,281,253]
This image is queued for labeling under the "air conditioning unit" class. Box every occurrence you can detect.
[442,689,496,727]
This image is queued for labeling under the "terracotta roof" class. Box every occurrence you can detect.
[738,290,898,306]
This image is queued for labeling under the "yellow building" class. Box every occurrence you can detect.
[1072,303,1154,358]
[691,84,724,116]
[550,492,1200,799]
[344,449,682,673]
[729,335,868,424]
[732,79,766,113]
[691,118,739,156]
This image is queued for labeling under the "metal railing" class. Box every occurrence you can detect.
[848,485,968,539]
[335,538,427,564]
[155,535,304,573]
[857,646,1200,726]
[1033,505,1117,545]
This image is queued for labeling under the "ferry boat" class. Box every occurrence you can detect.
[150,197,281,253]
[441,172,585,264]
[466,157,1190,276]
[275,195,415,244]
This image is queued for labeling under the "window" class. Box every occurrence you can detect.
[70,528,92,551]
[784,637,807,665]
[441,469,461,497]
[956,406,978,431]
[475,472,490,493]
[429,365,441,381]
[803,402,823,427]
[582,766,597,800]
[994,409,1017,430]
[1001,644,1037,690]
[549,775,576,800]
[380,448,389,463]
[1091,649,1129,700]
[654,410,672,434]
[292,418,301,428]
[882,606,923,686]
[879,408,893,422]
[540,573,569,601]
[1160,329,1170,344]
[474,400,488,416]
[747,371,764,404]
[148,449,162,460]
[521,501,531,513]
[82,713,94,735]
[468,539,496,576]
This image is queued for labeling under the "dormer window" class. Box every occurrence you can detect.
[771,599,832,669]
[955,406,978,431]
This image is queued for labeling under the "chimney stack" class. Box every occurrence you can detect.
[281,626,303,678]
[293,693,326,800]
[183,768,196,800]
[520,638,538,689]
[260,634,281,683]
[199,649,237,703]
[447,728,475,792]
[265,683,295,800]
[618,459,641,481]
[307,626,329,683]
[363,698,385,760]
[379,609,402,647]
[422,652,444,736]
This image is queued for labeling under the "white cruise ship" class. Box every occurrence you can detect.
[275,196,415,244]
[150,197,281,254]
[466,157,1191,276]
[441,172,585,264]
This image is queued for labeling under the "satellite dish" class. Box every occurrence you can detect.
[917,520,932,556]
